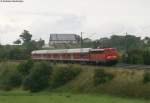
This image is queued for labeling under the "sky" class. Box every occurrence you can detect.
[0,0,150,44]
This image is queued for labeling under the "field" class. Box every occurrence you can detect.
[0,91,149,103]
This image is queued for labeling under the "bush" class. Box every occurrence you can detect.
[123,49,144,64]
[143,50,150,65]
[22,61,52,92]
[143,71,150,84]
[7,47,27,60]
[122,49,150,65]
[17,59,33,76]
[0,69,22,91]
[51,64,81,88]
[93,69,114,86]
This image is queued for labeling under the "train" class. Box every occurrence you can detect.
[31,48,119,65]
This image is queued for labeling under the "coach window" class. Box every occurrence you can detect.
[62,54,65,57]
[67,54,70,58]
[73,53,77,58]
[90,51,104,54]
[55,54,57,58]
[54,54,57,58]
[43,54,47,57]
[48,54,51,57]
[36,54,39,57]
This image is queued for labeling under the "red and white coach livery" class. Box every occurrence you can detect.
[31,48,119,65]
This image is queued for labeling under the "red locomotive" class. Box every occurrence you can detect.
[31,48,119,65]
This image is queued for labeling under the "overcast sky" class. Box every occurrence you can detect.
[0,0,150,44]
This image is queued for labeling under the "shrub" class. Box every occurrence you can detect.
[123,49,150,65]
[123,49,144,64]
[17,59,33,76]
[7,47,27,60]
[143,50,150,65]
[0,69,22,91]
[93,69,114,86]
[51,64,81,88]
[22,61,52,92]
[143,71,150,84]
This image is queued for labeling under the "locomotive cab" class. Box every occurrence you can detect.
[103,48,118,65]
[104,48,118,59]
[89,48,118,65]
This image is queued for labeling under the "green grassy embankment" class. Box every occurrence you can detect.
[0,90,149,103]
[0,62,149,103]
[55,64,150,98]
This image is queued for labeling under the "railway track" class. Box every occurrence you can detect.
[115,63,150,69]
[78,63,150,70]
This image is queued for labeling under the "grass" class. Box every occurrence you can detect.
[0,90,149,103]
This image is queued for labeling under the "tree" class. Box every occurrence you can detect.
[36,38,45,49]
[143,37,150,47]
[123,49,144,64]
[13,39,21,45]
[20,30,32,45]
[17,60,34,76]
[93,40,101,48]
[83,38,92,43]
[23,62,52,92]
[124,35,142,50]
[75,35,81,43]
[19,30,36,56]
[99,37,110,48]
[8,47,27,60]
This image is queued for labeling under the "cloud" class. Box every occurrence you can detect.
[1,0,150,44]
[0,24,19,44]
[0,24,17,34]
[30,14,86,42]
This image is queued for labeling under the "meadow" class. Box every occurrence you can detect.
[0,91,149,103]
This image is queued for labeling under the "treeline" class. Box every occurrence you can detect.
[122,49,150,65]
[82,35,149,51]
[0,30,45,60]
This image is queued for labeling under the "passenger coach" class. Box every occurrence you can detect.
[31,48,118,65]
